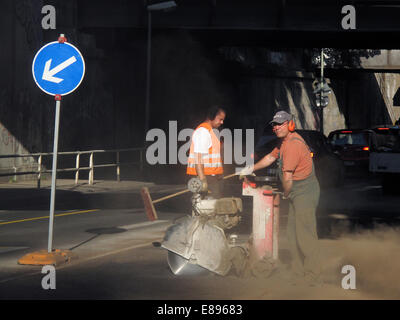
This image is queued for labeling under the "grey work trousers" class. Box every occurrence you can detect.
[286,175,321,278]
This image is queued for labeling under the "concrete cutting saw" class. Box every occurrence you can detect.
[161,177,245,276]
[157,173,281,277]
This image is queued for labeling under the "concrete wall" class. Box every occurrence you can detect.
[0,1,399,183]
[0,0,42,178]
[0,0,149,180]
[375,73,400,122]
[361,50,400,70]
[233,68,393,139]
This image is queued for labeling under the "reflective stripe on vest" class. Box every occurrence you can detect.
[186,122,223,175]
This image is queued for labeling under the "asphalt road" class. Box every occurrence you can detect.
[0,174,400,300]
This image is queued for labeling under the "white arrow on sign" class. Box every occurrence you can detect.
[42,56,77,84]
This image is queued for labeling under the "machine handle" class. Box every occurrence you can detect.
[222,173,237,180]
[262,190,284,197]
[153,172,238,204]
[152,189,191,204]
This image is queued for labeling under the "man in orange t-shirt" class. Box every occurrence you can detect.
[238,110,321,285]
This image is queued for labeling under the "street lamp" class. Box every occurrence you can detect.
[144,1,177,143]
[314,48,332,134]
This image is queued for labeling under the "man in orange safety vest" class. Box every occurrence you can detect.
[187,106,226,198]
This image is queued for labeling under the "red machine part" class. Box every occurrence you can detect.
[242,181,280,260]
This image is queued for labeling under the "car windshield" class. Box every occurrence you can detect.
[374,129,400,152]
[330,132,368,146]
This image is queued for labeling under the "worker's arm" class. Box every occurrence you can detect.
[253,153,277,172]
[194,153,205,179]
[237,153,277,176]
[281,171,293,198]
[192,127,211,184]
[194,152,208,191]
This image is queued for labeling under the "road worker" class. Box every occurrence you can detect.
[239,110,322,285]
[187,106,226,198]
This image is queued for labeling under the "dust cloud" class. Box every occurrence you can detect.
[227,225,400,300]
[319,225,400,298]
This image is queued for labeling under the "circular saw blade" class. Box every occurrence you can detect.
[167,251,208,276]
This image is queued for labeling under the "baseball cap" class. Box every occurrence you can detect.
[269,111,293,125]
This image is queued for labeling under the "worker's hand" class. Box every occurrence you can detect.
[236,165,255,176]
[243,176,253,187]
[200,178,208,192]
[281,191,290,200]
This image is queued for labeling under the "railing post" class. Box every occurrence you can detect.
[75,152,80,184]
[116,151,120,182]
[37,155,42,189]
[89,152,94,185]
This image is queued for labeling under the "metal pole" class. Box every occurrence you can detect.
[116,151,120,182]
[320,48,324,134]
[89,152,94,185]
[48,99,61,253]
[75,153,80,184]
[145,10,152,143]
[321,48,324,79]
[37,155,42,189]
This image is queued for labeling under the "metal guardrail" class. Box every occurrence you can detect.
[0,147,145,188]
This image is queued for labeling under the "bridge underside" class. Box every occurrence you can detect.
[76,0,400,49]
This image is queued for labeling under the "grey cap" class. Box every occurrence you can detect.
[269,111,293,124]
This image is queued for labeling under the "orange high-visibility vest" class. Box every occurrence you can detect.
[187,122,223,176]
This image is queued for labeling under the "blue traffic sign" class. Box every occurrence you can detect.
[32,41,85,96]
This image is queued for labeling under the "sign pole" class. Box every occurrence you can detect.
[320,48,324,134]
[18,33,85,265]
[48,94,61,253]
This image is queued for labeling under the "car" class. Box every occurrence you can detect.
[370,125,400,152]
[327,129,377,172]
[254,127,345,189]
[369,125,400,193]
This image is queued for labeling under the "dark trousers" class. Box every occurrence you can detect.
[287,175,321,278]
[207,175,224,198]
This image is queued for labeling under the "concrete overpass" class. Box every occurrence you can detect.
[74,0,400,48]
